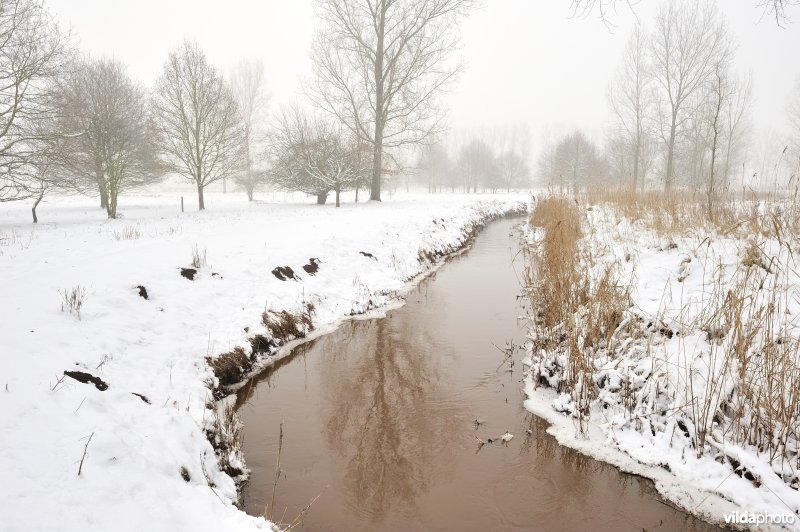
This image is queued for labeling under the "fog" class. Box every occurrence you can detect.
[49,0,800,137]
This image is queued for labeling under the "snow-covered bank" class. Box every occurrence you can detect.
[522,197,800,531]
[0,192,526,532]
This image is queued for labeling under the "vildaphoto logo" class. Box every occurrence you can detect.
[723,511,796,527]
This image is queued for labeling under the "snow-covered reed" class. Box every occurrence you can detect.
[524,189,800,525]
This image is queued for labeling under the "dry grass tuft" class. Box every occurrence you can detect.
[191,245,207,269]
[111,225,141,241]
[206,347,251,387]
[262,309,313,344]
[205,401,245,478]
[60,285,87,319]
[525,195,631,430]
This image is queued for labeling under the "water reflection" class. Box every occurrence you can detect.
[321,317,462,520]
[235,341,312,408]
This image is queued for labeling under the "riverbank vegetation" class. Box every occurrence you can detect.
[524,188,800,521]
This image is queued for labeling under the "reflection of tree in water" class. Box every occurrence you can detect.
[322,315,463,521]
[234,342,312,409]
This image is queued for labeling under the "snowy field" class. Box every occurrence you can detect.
[0,191,526,532]
[523,198,800,530]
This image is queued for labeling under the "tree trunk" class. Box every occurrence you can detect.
[197,182,205,210]
[316,191,328,205]
[98,181,108,210]
[31,190,44,223]
[106,175,118,219]
[247,186,254,201]
[665,114,678,191]
[370,7,386,202]
[370,134,383,201]
[96,160,108,209]
[335,186,341,207]
[708,84,723,223]
[107,193,117,219]
[708,138,718,221]
[355,182,359,203]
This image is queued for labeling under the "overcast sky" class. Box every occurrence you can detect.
[48,0,800,149]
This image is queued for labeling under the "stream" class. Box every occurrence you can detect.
[235,217,721,531]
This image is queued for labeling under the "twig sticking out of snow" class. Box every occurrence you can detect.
[77,432,94,477]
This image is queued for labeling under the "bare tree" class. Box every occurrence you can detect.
[609,23,652,191]
[456,139,497,193]
[309,0,477,202]
[53,58,158,219]
[705,61,728,219]
[230,59,270,200]
[269,107,367,206]
[0,0,67,203]
[721,73,752,186]
[549,130,606,191]
[649,0,731,189]
[496,150,530,192]
[152,41,243,210]
[415,142,451,192]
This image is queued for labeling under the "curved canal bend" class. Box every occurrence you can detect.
[235,218,721,532]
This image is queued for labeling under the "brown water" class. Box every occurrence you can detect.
[236,218,722,532]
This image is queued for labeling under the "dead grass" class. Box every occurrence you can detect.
[525,195,631,430]
[583,185,800,241]
[526,189,800,487]
[206,347,251,387]
[111,225,141,241]
[191,245,207,269]
[205,401,245,478]
[262,309,313,344]
[695,244,800,473]
[60,285,87,319]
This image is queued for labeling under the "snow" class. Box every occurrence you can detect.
[0,191,526,532]
[523,202,800,531]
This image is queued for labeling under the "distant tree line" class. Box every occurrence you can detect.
[414,125,533,193]
[3,0,799,218]
[0,0,480,221]
[538,0,785,214]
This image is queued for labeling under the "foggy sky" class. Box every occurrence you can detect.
[49,0,800,146]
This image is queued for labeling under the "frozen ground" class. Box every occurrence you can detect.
[523,202,800,531]
[0,191,526,532]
